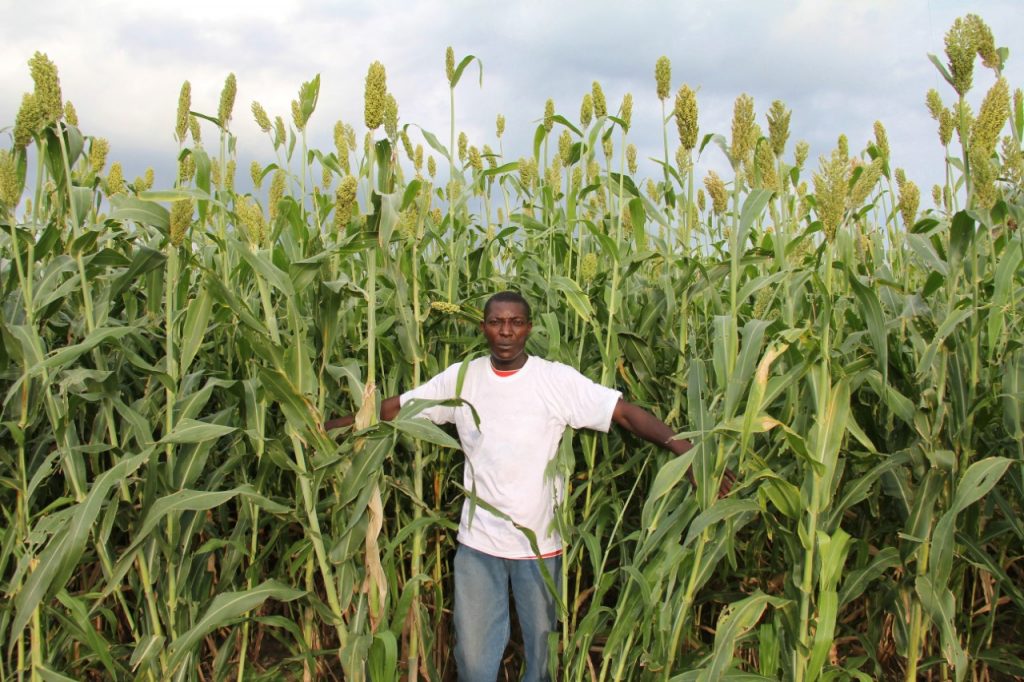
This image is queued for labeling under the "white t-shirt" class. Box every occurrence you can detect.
[400,356,621,559]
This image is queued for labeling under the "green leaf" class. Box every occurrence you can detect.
[696,592,789,682]
[389,416,461,449]
[160,418,236,445]
[167,581,304,670]
[234,240,294,295]
[11,450,150,645]
[129,634,165,672]
[550,275,594,322]
[683,499,759,549]
[31,325,136,376]
[110,196,169,230]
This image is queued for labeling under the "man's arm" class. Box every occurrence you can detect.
[610,399,692,456]
[324,395,402,432]
[610,398,734,496]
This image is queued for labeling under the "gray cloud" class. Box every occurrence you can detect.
[2,0,1020,203]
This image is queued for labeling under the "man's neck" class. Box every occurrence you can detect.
[490,354,528,372]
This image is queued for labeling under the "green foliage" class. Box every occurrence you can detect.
[1,13,1022,682]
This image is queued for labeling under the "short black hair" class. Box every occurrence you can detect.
[483,291,531,321]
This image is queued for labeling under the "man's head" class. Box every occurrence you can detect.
[481,291,532,370]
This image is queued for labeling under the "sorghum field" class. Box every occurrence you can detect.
[1,12,1022,682]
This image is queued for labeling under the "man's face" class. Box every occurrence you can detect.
[481,301,532,369]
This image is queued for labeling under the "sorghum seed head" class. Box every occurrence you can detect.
[398,206,418,240]
[850,158,884,207]
[813,143,851,242]
[445,46,455,85]
[558,130,573,166]
[546,155,562,189]
[767,100,791,157]
[755,141,778,191]
[581,252,598,282]
[520,154,536,184]
[873,121,890,160]
[179,154,196,184]
[518,157,538,187]
[225,160,236,191]
[954,100,973,146]
[704,170,728,214]
[674,85,699,151]
[587,160,600,184]
[401,130,414,160]
[63,101,78,127]
[334,174,359,230]
[210,164,221,190]
[795,140,809,168]
[469,145,482,171]
[236,196,267,246]
[0,150,22,211]
[571,166,582,192]
[14,92,43,149]
[169,199,194,247]
[456,131,467,163]
[269,170,286,220]
[898,176,920,227]
[645,178,657,201]
[945,16,976,97]
[730,93,756,165]
[496,114,506,138]
[580,93,593,128]
[939,108,955,146]
[291,100,305,131]
[837,134,849,161]
[28,52,62,124]
[89,138,110,175]
[107,162,126,196]
[414,145,424,172]
[697,188,706,212]
[364,61,387,130]
[602,136,613,161]
[143,167,155,191]
[626,143,638,174]
[252,101,271,132]
[428,155,437,178]
[218,73,237,128]
[274,116,286,147]
[591,81,607,118]
[431,301,461,315]
[483,144,497,169]
[970,77,1010,159]
[176,81,192,142]
[655,56,671,101]
[544,98,555,133]
[967,14,999,72]
[189,116,202,144]
[384,93,399,139]
[619,93,633,131]
[932,184,943,207]
[926,89,944,120]
[675,145,691,175]
[430,207,443,225]
[323,166,333,189]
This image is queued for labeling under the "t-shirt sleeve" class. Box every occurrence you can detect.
[554,364,621,432]
[399,363,460,424]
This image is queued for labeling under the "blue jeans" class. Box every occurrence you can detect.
[454,544,562,682]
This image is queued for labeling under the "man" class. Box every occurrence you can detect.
[331,291,700,681]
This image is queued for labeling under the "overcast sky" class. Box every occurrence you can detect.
[2,0,1020,201]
